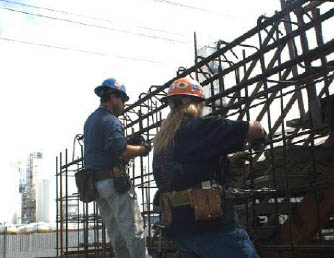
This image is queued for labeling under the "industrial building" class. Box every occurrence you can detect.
[19,152,43,224]
[8,151,53,226]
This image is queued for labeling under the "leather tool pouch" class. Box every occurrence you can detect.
[160,193,173,228]
[188,188,223,221]
[75,168,99,203]
[111,166,131,193]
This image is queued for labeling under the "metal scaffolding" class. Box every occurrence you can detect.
[55,0,334,257]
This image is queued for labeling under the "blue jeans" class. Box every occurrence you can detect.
[96,178,151,258]
[170,227,260,258]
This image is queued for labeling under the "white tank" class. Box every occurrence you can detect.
[0,224,6,233]
[36,179,51,223]
[25,223,36,232]
[36,222,50,232]
[17,225,27,233]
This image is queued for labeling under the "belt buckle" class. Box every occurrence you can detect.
[201,180,211,189]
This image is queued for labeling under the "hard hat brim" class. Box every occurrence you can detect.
[160,94,205,104]
[94,86,107,97]
[94,85,129,102]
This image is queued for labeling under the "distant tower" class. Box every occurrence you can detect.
[11,161,25,224]
[20,152,43,224]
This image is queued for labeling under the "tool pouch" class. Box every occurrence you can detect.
[160,193,173,228]
[153,190,161,212]
[75,168,99,203]
[111,166,132,193]
[188,188,223,221]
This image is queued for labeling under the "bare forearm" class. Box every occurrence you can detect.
[120,144,146,160]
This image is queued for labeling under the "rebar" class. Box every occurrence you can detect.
[55,1,334,257]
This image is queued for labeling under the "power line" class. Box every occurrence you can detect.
[153,0,237,18]
[0,36,164,64]
[0,0,96,19]
[153,0,214,13]
[0,6,189,44]
[0,0,183,37]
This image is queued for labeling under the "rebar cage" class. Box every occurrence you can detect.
[56,1,334,257]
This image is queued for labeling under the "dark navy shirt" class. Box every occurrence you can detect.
[153,116,249,236]
[84,107,127,170]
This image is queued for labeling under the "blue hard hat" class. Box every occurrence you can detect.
[94,77,129,102]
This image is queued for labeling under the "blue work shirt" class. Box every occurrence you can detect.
[84,107,127,170]
[153,116,249,236]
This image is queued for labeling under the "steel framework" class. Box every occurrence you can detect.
[54,0,334,257]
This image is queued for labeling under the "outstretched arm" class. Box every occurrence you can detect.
[120,144,150,160]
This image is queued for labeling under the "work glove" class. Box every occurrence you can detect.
[127,134,152,156]
[229,151,251,165]
[127,134,146,145]
[250,130,268,151]
[141,141,152,156]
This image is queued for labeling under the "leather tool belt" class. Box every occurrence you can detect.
[75,168,99,203]
[159,181,224,226]
[160,193,173,228]
[188,188,223,221]
[95,166,131,193]
[95,169,113,181]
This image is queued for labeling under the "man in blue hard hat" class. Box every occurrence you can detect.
[83,77,152,258]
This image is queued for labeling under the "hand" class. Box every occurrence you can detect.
[229,152,251,164]
[250,137,267,151]
[261,128,268,140]
[141,141,152,156]
[250,127,268,150]
[127,134,145,145]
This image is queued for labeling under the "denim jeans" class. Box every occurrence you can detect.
[170,227,260,258]
[96,178,151,258]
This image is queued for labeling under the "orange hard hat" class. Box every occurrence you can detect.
[162,77,205,104]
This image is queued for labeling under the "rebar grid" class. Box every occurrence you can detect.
[56,1,334,257]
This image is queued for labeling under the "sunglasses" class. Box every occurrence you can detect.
[113,92,127,103]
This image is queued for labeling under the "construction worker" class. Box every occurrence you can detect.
[153,77,265,258]
[83,77,152,258]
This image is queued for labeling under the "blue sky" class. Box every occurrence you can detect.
[0,0,281,222]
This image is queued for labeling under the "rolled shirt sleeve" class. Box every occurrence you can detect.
[104,116,127,156]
